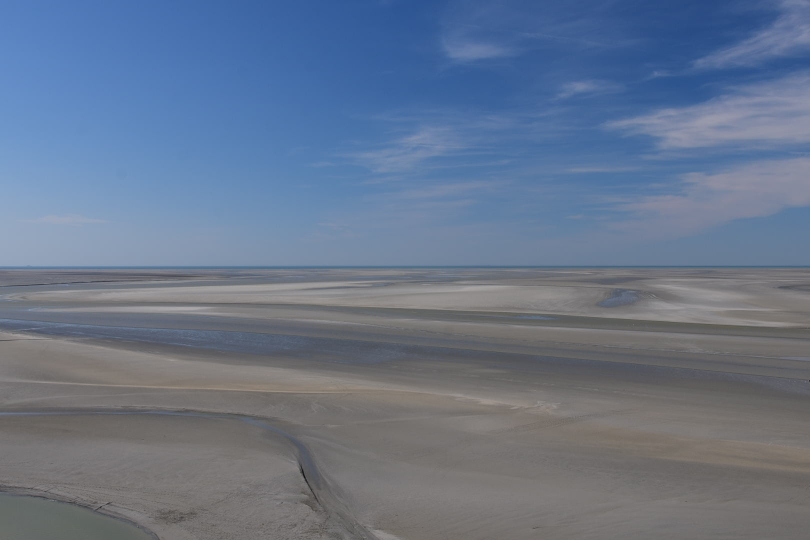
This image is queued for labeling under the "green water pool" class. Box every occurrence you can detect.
[0,493,153,540]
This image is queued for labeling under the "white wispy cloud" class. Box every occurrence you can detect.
[439,0,625,64]
[565,165,640,174]
[695,0,810,69]
[311,180,506,243]
[441,39,517,62]
[364,180,508,230]
[607,72,810,149]
[369,179,505,220]
[614,158,810,236]
[440,0,522,63]
[384,180,503,201]
[312,221,358,240]
[344,108,545,175]
[556,79,622,99]
[23,214,106,225]
[349,126,465,173]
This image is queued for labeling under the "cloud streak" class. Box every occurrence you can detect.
[348,126,465,173]
[439,0,625,64]
[383,180,503,201]
[344,109,544,175]
[23,214,107,225]
[441,39,517,62]
[607,72,810,149]
[565,166,640,174]
[312,180,506,243]
[695,0,810,69]
[614,158,810,236]
[556,79,623,100]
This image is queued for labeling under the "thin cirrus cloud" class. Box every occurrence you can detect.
[439,0,523,63]
[385,180,502,201]
[441,38,517,62]
[438,0,622,64]
[606,72,810,149]
[614,158,810,236]
[556,79,623,100]
[23,214,107,225]
[606,67,810,236]
[349,126,464,173]
[694,0,810,69]
[565,166,640,174]
[314,181,504,240]
[346,112,528,175]
[365,180,504,226]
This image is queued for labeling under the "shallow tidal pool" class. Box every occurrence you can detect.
[0,493,153,540]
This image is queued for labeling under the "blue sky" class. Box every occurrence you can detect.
[2,0,810,265]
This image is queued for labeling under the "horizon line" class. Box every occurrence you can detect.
[2,265,809,270]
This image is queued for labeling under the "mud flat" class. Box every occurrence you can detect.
[1,268,809,539]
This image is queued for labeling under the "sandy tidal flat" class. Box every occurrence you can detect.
[1,268,809,539]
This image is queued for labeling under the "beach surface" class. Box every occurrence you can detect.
[1,267,809,539]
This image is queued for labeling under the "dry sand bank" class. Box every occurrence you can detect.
[11,267,810,326]
[1,268,809,539]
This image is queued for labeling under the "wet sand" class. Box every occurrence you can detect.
[1,268,809,539]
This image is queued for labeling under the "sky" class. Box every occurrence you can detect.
[2,0,810,266]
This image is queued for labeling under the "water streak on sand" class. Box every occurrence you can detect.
[0,318,404,365]
[598,289,640,308]
[2,318,809,397]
